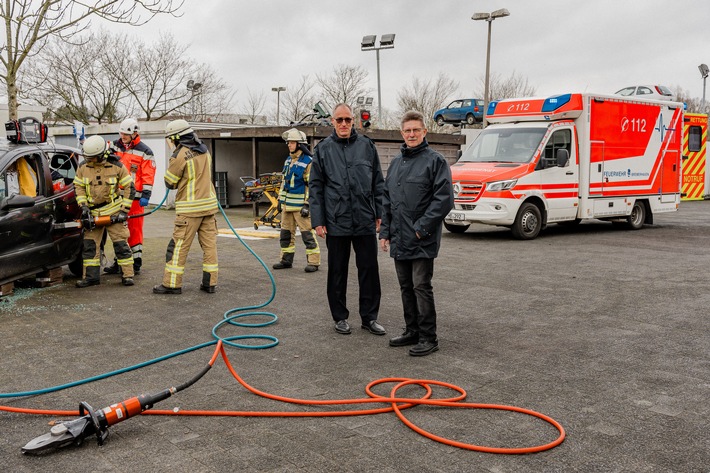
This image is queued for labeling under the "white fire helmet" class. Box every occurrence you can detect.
[82,135,109,162]
[119,118,139,135]
[165,119,194,140]
[282,128,307,143]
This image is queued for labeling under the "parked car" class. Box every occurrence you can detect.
[614,85,674,101]
[0,139,84,286]
[433,98,485,126]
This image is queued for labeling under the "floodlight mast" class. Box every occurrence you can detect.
[361,34,396,124]
[472,8,510,127]
[699,64,709,110]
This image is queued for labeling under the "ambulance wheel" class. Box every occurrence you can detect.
[444,222,470,234]
[626,201,646,230]
[511,202,542,240]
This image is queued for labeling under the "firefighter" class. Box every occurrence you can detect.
[153,120,219,295]
[74,135,135,288]
[104,118,156,275]
[273,128,320,272]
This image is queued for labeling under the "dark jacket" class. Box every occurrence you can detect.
[379,139,454,260]
[309,129,384,236]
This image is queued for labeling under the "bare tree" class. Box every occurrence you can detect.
[475,71,537,101]
[397,73,459,130]
[282,75,317,124]
[316,64,370,113]
[0,0,183,120]
[107,33,235,121]
[673,85,709,114]
[22,32,129,124]
[23,31,235,123]
[239,88,267,125]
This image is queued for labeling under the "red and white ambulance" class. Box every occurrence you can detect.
[445,93,684,239]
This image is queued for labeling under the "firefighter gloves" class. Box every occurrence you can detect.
[300,204,310,218]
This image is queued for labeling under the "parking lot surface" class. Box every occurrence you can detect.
[1,202,709,472]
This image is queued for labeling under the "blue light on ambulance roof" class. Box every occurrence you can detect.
[487,101,498,115]
[541,94,572,112]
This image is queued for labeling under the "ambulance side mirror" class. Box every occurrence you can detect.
[556,149,570,167]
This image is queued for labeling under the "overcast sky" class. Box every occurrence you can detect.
[102,0,710,114]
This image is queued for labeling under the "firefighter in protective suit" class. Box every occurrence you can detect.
[153,120,219,295]
[104,118,156,275]
[74,135,135,288]
[273,128,320,272]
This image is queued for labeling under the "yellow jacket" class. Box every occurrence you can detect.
[164,146,218,217]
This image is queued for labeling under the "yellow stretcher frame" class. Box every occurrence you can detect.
[240,173,283,230]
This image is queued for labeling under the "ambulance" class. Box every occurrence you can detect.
[444,93,684,239]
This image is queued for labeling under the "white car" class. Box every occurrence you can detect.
[615,85,674,101]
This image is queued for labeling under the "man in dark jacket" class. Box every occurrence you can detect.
[379,110,454,356]
[309,103,386,336]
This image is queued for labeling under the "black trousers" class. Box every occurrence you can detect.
[325,234,381,323]
[394,258,437,341]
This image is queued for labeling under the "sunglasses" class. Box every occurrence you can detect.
[334,117,353,124]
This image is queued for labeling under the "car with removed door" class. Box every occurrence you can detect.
[0,133,84,286]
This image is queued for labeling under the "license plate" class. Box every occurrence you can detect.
[449,212,465,221]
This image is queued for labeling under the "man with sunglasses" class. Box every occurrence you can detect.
[309,103,386,336]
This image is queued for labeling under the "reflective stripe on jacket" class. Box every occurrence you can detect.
[164,145,218,217]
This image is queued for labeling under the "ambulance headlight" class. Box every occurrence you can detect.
[486,179,517,192]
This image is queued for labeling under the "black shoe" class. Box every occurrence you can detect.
[200,285,216,294]
[122,277,134,286]
[103,261,120,274]
[361,320,386,335]
[273,261,292,269]
[409,339,439,357]
[76,279,100,288]
[133,266,141,275]
[334,320,351,334]
[304,265,319,273]
[389,330,419,347]
[153,284,181,295]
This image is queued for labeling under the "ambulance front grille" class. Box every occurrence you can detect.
[456,181,483,202]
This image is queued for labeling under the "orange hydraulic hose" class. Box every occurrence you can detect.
[1,343,565,454]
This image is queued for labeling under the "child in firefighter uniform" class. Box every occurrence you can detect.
[272,128,320,272]
[153,120,219,295]
[74,135,135,288]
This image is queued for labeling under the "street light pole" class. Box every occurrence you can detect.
[472,8,510,127]
[699,64,709,111]
[361,34,395,126]
[271,86,286,125]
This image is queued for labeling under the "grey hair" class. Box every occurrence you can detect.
[400,110,425,128]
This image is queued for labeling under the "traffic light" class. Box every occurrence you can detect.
[360,109,371,128]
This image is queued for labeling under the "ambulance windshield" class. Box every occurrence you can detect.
[459,128,546,164]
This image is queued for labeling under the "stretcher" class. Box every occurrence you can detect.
[240,173,283,230]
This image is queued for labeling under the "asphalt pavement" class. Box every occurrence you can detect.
[1,201,709,472]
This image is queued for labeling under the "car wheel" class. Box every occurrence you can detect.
[436,116,445,127]
[511,202,542,240]
[444,222,470,234]
[466,113,475,125]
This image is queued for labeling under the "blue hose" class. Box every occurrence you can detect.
[1,200,279,398]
